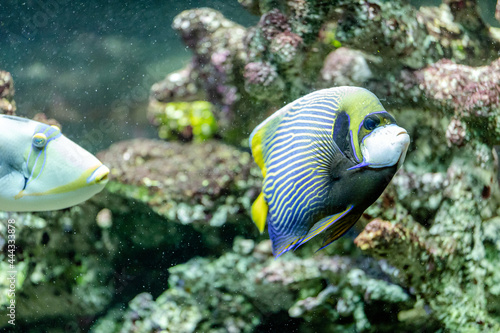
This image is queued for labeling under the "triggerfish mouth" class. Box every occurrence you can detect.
[0,115,109,212]
[249,86,410,257]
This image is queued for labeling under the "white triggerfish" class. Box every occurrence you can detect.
[0,115,109,212]
[249,87,410,257]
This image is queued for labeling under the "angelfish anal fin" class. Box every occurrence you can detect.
[294,205,355,250]
[317,211,362,251]
[272,206,356,257]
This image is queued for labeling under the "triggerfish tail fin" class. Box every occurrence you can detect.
[317,211,362,252]
[251,192,268,233]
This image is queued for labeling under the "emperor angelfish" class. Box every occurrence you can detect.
[0,115,110,212]
[249,87,410,257]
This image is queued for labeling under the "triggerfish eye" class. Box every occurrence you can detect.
[249,86,410,257]
[32,133,47,148]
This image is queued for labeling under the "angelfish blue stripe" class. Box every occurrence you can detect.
[349,130,360,162]
[263,100,337,239]
[258,89,361,255]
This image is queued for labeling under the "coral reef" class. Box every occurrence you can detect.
[149,8,250,142]
[92,238,428,333]
[0,71,16,115]
[0,71,60,126]
[497,0,500,23]
[334,0,500,68]
[354,146,500,332]
[0,139,262,330]
[0,205,114,328]
[320,47,373,87]
[141,1,500,332]
[97,138,261,231]
[416,58,500,146]
[149,0,500,144]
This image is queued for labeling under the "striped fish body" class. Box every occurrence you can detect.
[250,87,408,257]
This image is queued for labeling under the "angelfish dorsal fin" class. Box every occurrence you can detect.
[249,108,286,178]
[249,108,287,232]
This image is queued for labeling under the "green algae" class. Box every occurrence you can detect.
[149,101,218,142]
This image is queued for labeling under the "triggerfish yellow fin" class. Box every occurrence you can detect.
[248,87,411,257]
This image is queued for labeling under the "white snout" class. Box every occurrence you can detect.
[361,124,410,169]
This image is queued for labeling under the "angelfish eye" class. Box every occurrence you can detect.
[32,133,47,148]
[363,115,380,131]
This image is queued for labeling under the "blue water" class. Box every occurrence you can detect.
[0,0,257,151]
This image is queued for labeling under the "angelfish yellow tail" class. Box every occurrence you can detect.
[251,192,268,233]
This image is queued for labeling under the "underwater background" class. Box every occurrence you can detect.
[1,0,500,332]
[0,0,258,152]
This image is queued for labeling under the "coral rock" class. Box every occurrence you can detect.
[0,70,16,115]
[98,139,261,228]
[320,47,373,86]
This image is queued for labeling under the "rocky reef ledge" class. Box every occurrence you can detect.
[92,238,420,333]
[0,139,262,330]
[98,138,261,231]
